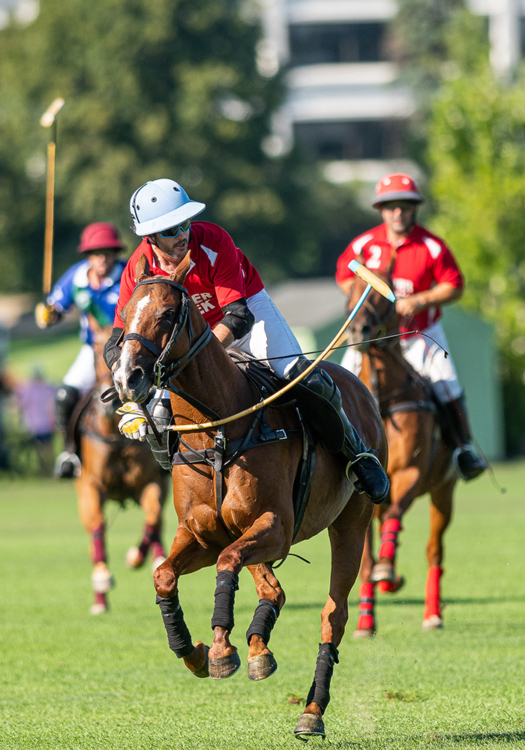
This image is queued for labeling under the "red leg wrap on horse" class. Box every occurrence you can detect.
[151,541,166,560]
[95,592,106,606]
[424,566,443,619]
[92,524,106,564]
[138,524,159,558]
[357,583,375,631]
[378,518,402,562]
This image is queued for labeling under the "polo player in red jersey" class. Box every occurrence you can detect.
[336,172,486,481]
[103,178,390,503]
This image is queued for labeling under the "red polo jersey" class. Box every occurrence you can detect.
[114,221,264,329]
[336,223,464,336]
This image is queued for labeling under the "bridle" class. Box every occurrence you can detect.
[351,296,396,345]
[122,277,213,389]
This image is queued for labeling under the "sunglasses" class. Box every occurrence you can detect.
[381,201,417,211]
[158,220,191,238]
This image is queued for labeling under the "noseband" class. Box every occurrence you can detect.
[122,277,213,389]
[352,296,396,344]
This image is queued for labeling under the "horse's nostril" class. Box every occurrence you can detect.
[127,366,145,389]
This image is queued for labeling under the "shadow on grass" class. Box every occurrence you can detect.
[286,596,523,611]
[331,730,525,748]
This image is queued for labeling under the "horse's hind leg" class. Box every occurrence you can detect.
[354,522,377,638]
[423,478,455,630]
[126,481,167,572]
[76,478,113,615]
[295,496,372,740]
[246,563,285,681]
[154,525,220,678]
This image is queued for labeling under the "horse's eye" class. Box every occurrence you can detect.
[162,309,176,321]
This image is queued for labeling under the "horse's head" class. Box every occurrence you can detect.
[113,254,192,402]
[346,270,397,352]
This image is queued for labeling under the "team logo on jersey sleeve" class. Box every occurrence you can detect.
[393,278,414,297]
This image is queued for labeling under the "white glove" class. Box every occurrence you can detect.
[116,402,148,441]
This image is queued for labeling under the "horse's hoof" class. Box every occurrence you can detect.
[378,575,405,594]
[89,603,108,615]
[208,651,241,680]
[370,562,396,583]
[152,555,166,573]
[91,567,115,593]
[125,546,145,569]
[184,644,210,679]
[422,615,443,631]
[294,713,325,740]
[247,653,278,681]
[353,627,375,639]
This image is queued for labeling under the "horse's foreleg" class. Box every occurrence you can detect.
[245,563,285,680]
[76,478,113,614]
[208,511,289,680]
[354,521,377,638]
[295,496,372,740]
[126,482,167,571]
[423,478,454,630]
[372,468,420,590]
[154,525,219,677]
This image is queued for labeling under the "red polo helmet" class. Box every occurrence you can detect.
[77,223,125,253]
[372,173,424,208]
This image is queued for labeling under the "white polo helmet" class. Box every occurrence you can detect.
[129,178,206,236]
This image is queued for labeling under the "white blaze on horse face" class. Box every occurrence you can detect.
[119,294,151,384]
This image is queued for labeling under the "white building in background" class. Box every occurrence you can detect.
[260,0,525,185]
[0,0,38,28]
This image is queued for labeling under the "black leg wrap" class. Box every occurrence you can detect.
[210,570,239,632]
[156,594,194,659]
[245,598,280,645]
[306,643,339,714]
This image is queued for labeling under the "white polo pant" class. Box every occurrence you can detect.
[340,320,462,404]
[63,344,96,394]
[230,289,303,378]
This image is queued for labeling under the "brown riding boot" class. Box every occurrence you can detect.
[442,395,487,481]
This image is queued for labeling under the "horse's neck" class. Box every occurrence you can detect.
[363,341,418,404]
[169,321,253,434]
[88,380,116,438]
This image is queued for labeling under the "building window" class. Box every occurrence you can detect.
[289,23,388,66]
[293,120,406,161]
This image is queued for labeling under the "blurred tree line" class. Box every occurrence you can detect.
[0,0,371,296]
[396,0,525,454]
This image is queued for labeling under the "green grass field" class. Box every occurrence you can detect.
[1,464,525,749]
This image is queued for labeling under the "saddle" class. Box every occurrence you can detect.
[227,350,344,452]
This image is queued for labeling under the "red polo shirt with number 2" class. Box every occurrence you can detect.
[114,221,264,330]
[335,223,464,337]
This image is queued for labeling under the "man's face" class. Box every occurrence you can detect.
[149,225,191,259]
[88,250,118,277]
[380,200,418,235]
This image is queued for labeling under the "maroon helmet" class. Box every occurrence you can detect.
[77,223,124,253]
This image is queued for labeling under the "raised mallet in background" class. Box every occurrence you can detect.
[40,97,65,295]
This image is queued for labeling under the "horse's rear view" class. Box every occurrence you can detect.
[75,321,169,614]
[111,256,387,740]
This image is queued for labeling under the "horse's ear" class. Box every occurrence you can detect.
[135,254,150,282]
[170,251,191,284]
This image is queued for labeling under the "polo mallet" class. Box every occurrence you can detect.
[165,260,396,434]
[40,97,65,295]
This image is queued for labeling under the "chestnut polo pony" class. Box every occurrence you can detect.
[112,254,387,740]
[75,317,169,614]
[345,270,457,636]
